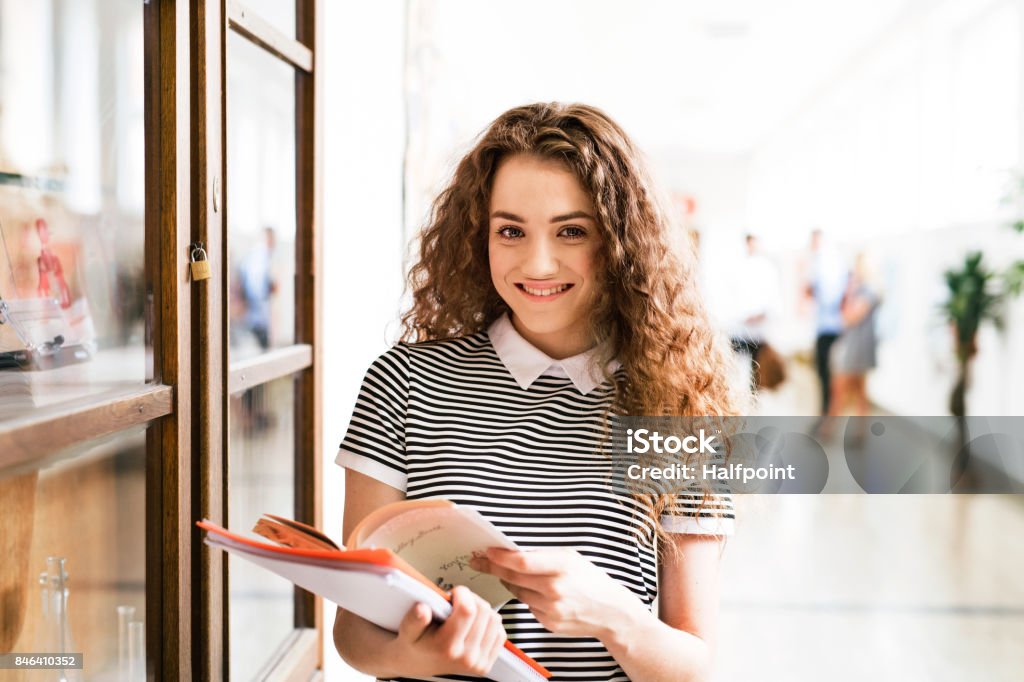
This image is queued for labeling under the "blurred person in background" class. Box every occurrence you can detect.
[238,225,279,352]
[728,233,782,390]
[804,229,848,424]
[233,226,279,431]
[823,253,881,435]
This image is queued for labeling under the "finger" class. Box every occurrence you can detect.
[478,611,507,673]
[474,558,525,584]
[438,586,478,646]
[478,560,557,594]
[397,603,432,643]
[500,579,547,607]
[465,609,503,676]
[486,548,565,575]
[459,593,492,659]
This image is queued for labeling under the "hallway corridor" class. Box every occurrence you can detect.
[715,361,1024,681]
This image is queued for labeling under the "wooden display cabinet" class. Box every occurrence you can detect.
[0,1,322,679]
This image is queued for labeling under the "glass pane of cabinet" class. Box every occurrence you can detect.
[0,0,147,426]
[226,31,297,362]
[0,428,147,680]
[227,374,297,679]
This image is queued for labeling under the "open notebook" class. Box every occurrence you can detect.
[198,501,550,682]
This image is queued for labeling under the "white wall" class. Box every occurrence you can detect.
[745,0,1024,415]
[648,148,752,240]
[321,3,407,679]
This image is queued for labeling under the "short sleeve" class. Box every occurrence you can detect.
[336,344,410,492]
[659,493,735,536]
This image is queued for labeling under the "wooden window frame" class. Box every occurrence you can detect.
[144,0,194,678]
[216,1,324,679]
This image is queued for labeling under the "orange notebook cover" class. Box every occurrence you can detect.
[197,519,550,680]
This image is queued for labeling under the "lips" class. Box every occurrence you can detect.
[515,282,574,300]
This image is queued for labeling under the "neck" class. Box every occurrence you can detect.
[509,314,595,359]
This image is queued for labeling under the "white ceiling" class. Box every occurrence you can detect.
[421,0,916,157]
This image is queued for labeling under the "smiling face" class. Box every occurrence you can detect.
[488,154,604,359]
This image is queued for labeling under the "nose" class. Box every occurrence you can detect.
[521,236,559,278]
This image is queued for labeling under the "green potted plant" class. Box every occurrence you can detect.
[941,174,1024,418]
[940,252,1003,418]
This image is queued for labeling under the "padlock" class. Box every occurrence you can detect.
[190,243,212,281]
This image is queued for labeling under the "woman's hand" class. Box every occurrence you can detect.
[470,548,643,638]
[386,585,508,678]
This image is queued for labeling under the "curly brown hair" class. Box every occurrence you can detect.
[401,102,745,553]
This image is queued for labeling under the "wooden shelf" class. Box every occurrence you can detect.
[0,383,173,476]
[228,343,312,394]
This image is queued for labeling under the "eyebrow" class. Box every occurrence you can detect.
[490,210,596,223]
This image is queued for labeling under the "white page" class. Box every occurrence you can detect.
[362,505,520,608]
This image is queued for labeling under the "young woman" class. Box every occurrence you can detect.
[333,103,742,682]
[824,253,881,439]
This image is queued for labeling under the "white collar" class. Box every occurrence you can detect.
[486,314,621,395]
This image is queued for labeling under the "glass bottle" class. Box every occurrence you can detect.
[117,605,136,682]
[127,620,145,682]
[44,557,83,682]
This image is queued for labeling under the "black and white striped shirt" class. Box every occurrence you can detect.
[337,314,734,682]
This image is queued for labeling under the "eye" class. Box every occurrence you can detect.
[496,225,524,240]
[559,225,587,240]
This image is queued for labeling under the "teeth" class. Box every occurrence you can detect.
[522,284,570,296]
